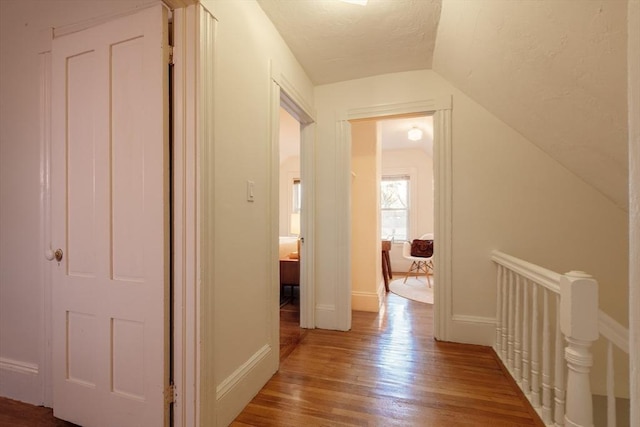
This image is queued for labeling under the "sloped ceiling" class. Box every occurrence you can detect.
[433,0,629,210]
[259,0,629,210]
[257,0,441,84]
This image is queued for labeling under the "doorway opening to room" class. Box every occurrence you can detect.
[350,113,435,314]
[278,106,306,360]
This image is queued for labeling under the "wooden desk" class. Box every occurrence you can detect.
[280,258,300,298]
[382,240,392,292]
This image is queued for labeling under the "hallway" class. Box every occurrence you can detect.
[233,293,544,426]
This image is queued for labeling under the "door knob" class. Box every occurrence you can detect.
[54,249,63,262]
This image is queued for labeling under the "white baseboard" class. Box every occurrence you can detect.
[215,344,275,426]
[0,357,42,405]
[449,315,497,346]
[315,304,336,330]
[351,290,381,312]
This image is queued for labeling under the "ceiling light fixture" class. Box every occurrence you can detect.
[339,0,368,5]
[408,127,423,141]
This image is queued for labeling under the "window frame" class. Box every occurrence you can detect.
[380,167,418,243]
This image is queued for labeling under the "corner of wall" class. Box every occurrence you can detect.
[0,358,42,405]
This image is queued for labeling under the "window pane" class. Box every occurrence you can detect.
[381,179,408,209]
[293,179,301,213]
[381,175,410,240]
[381,210,408,241]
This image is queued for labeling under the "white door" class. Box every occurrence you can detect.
[50,5,170,426]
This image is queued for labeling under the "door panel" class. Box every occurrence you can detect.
[51,5,170,426]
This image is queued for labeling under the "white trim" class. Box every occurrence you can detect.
[628,1,640,424]
[213,344,275,426]
[315,304,337,330]
[299,122,316,329]
[171,4,211,426]
[215,345,272,400]
[0,358,39,376]
[598,310,630,354]
[433,108,453,341]
[269,60,316,330]
[270,62,316,121]
[39,48,53,408]
[335,120,353,331]
[449,315,497,346]
[491,250,561,294]
[345,100,439,121]
[337,99,453,338]
[451,314,497,325]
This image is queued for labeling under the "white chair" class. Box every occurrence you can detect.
[402,233,434,287]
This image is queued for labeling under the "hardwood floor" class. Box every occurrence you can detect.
[233,293,544,427]
[0,293,542,427]
[279,292,307,363]
[0,398,77,426]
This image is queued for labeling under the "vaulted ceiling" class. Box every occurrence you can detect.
[258,0,629,210]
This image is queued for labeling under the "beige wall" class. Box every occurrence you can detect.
[350,120,382,312]
[314,70,628,344]
[198,0,314,424]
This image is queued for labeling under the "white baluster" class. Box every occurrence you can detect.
[501,268,509,361]
[522,278,531,395]
[496,265,503,354]
[606,341,616,427]
[515,275,522,383]
[508,270,515,371]
[542,288,553,424]
[554,294,566,426]
[560,271,598,427]
[531,284,541,408]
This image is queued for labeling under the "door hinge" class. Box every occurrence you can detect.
[165,383,176,405]
[168,45,175,66]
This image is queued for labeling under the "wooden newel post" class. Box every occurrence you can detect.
[560,271,599,427]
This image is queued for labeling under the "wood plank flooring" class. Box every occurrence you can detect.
[0,293,542,426]
[0,398,77,426]
[233,293,544,427]
[279,295,307,363]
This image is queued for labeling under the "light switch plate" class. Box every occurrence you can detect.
[247,180,255,202]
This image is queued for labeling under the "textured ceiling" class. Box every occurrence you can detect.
[433,0,628,210]
[257,0,441,85]
[262,0,629,210]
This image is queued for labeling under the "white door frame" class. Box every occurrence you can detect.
[269,61,317,330]
[171,3,215,426]
[335,98,453,339]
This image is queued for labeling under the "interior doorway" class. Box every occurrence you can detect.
[271,85,316,336]
[278,107,303,357]
[335,98,453,336]
[349,113,435,312]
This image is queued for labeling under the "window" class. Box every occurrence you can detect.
[292,178,301,213]
[380,175,409,241]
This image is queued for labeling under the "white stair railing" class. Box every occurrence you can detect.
[492,250,629,427]
[598,310,630,427]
